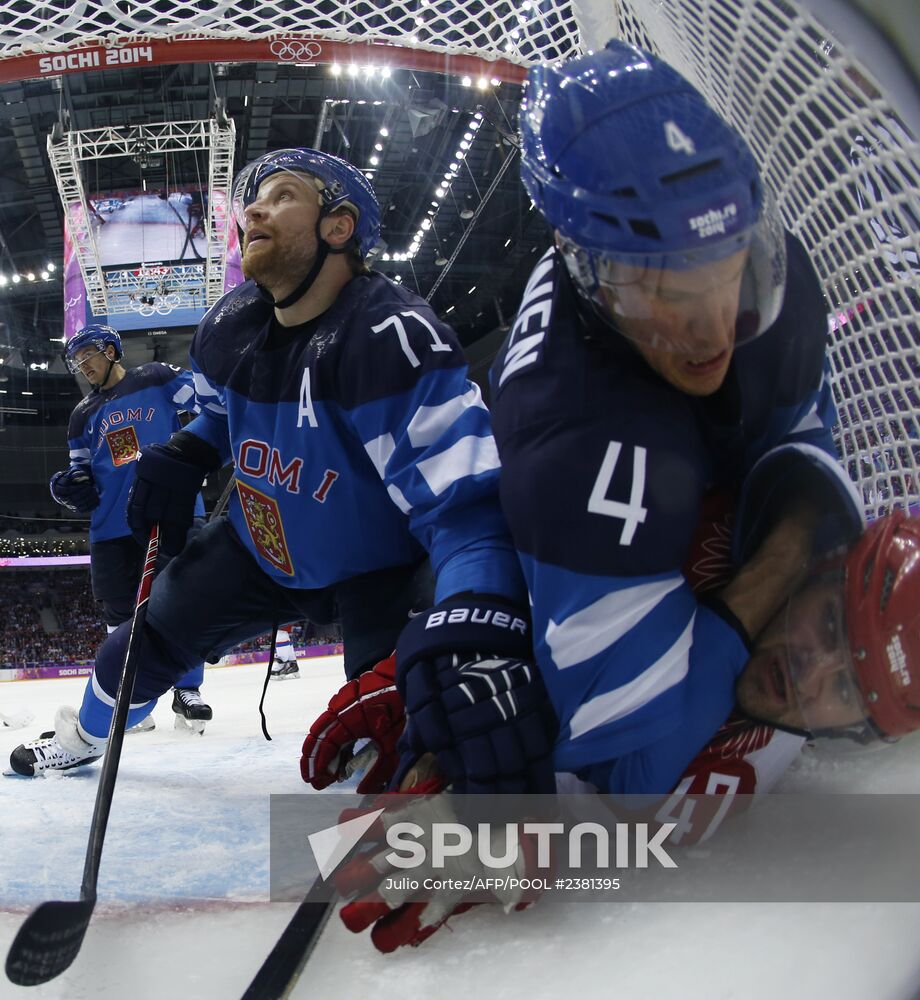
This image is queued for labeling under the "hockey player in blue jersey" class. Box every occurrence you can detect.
[485,40,867,797]
[11,148,553,786]
[40,325,212,748]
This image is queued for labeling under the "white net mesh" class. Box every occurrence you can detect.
[0,0,916,515]
[0,0,581,66]
[612,0,919,517]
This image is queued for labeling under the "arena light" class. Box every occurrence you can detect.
[460,76,471,87]
[379,127,389,137]
[330,63,342,76]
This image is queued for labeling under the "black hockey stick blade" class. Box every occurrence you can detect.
[240,888,333,1000]
[5,526,159,988]
[5,898,95,986]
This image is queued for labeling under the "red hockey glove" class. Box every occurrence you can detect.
[335,758,545,953]
[300,653,405,794]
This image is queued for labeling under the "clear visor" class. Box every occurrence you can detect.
[230,159,324,233]
[783,575,879,744]
[559,192,787,353]
[65,344,108,376]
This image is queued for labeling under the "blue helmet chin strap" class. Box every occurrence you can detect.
[262,212,351,311]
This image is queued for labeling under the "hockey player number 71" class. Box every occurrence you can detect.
[587,441,649,546]
[372,311,453,368]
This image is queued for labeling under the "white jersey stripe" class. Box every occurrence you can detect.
[192,371,226,414]
[364,431,396,479]
[387,483,412,513]
[546,576,683,670]
[69,448,91,462]
[416,434,500,497]
[568,615,695,741]
[172,383,196,408]
[407,385,486,448]
[91,668,154,711]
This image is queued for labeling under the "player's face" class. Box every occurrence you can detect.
[241,172,322,295]
[735,579,867,732]
[601,250,746,396]
[72,345,115,387]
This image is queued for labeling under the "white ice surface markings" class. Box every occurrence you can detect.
[1,660,920,1000]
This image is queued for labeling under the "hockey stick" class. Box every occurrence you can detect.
[5,525,160,987]
[239,746,415,999]
[240,881,334,1000]
[209,468,236,522]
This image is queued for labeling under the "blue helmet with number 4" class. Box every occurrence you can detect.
[63,324,122,374]
[520,40,786,349]
[231,148,381,260]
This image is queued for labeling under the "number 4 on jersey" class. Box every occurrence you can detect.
[587,441,648,545]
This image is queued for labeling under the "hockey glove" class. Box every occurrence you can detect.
[394,598,558,794]
[300,653,404,795]
[49,466,100,513]
[335,765,546,953]
[127,433,217,555]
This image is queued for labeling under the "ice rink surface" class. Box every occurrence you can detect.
[2,658,920,1000]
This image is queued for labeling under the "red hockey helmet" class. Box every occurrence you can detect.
[845,509,920,739]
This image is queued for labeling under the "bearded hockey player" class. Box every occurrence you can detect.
[10,148,537,782]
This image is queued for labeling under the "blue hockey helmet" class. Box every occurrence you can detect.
[520,40,786,351]
[63,324,122,374]
[231,148,381,259]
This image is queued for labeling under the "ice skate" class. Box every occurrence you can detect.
[270,660,300,680]
[172,688,212,735]
[7,707,106,777]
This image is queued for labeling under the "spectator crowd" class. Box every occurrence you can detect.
[0,568,342,670]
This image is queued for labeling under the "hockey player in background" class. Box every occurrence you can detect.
[10,149,542,784]
[269,628,300,680]
[40,326,212,750]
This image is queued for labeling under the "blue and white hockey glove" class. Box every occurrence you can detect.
[393,599,558,794]
[49,466,100,513]
[128,433,217,555]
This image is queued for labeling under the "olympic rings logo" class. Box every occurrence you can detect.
[269,39,323,63]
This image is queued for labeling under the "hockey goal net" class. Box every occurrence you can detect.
[0,0,917,517]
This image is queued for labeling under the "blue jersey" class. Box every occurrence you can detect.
[67,363,204,542]
[490,232,846,795]
[183,274,522,603]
